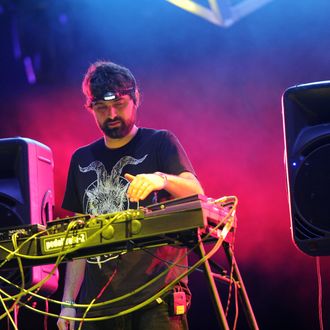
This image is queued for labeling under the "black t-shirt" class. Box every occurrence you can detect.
[62,128,195,316]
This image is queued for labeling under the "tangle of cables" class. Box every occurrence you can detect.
[0,195,238,330]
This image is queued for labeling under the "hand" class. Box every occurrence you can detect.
[57,307,76,330]
[124,173,166,202]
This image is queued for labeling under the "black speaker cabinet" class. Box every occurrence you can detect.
[282,81,330,256]
[0,137,58,294]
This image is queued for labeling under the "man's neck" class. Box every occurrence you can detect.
[104,125,138,149]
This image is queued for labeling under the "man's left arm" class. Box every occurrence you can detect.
[124,171,204,202]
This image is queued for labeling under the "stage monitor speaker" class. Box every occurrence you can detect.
[282,81,330,256]
[0,137,58,294]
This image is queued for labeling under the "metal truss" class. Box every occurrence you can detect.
[166,0,274,27]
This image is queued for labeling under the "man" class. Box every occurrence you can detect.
[57,61,204,330]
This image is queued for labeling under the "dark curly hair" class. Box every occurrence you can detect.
[82,61,138,108]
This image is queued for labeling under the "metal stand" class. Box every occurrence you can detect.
[197,239,259,330]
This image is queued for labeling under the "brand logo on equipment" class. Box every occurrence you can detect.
[43,232,87,252]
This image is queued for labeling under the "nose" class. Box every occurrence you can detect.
[107,105,118,119]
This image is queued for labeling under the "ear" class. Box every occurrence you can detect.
[134,89,140,107]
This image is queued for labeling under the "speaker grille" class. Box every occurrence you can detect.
[293,213,325,240]
[293,143,330,232]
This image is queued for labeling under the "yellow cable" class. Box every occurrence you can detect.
[0,198,237,323]
[20,217,232,323]
[22,198,237,322]
[1,212,124,261]
[0,212,134,307]
[78,298,96,330]
[2,198,237,311]
[0,290,18,330]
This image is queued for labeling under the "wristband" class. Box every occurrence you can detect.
[154,172,168,189]
[62,300,76,309]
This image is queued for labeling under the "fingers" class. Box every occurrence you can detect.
[137,183,154,201]
[57,317,76,330]
[57,308,76,330]
[57,319,68,330]
[125,174,150,202]
[125,173,165,202]
[124,173,135,182]
[57,319,76,330]
[70,320,75,330]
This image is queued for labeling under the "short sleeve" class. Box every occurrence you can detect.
[62,153,84,213]
[158,131,196,176]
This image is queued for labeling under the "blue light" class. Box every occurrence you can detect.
[292,162,297,167]
[59,14,68,25]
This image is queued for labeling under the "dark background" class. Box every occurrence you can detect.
[1,0,330,329]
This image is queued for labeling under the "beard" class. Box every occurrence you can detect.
[100,116,135,139]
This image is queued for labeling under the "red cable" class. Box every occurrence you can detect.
[316,256,324,330]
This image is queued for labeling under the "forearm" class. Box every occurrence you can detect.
[62,258,86,302]
[163,171,204,198]
[125,171,204,202]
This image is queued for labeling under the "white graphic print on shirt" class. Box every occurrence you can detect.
[78,154,148,267]
[79,155,148,214]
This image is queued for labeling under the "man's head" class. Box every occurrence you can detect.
[82,61,139,139]
[82,61,138,108]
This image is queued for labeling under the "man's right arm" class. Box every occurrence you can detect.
[57,258,86,330]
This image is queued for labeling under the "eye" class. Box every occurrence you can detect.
[114,101,127,109]
[93,104,108,112]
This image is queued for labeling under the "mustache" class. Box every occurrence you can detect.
[103,117,123,125]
